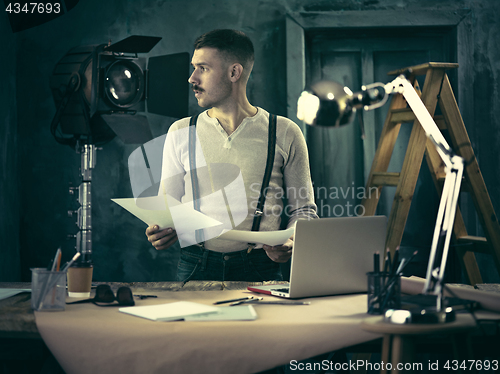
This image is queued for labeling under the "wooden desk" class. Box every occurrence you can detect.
[2,281,379,374]
[0,282,37,339]
[5,281,499,374]
[0,281,257,339]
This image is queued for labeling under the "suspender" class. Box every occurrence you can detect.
[188,113,277,250]
[188,114,201,213]
[251,114,277,231]
[188,114,203,244]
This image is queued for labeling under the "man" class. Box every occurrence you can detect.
[146,29,318,282]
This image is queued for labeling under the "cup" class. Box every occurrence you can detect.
[31,268,67,311]
[67,264,93,298]
[367,272,401,315]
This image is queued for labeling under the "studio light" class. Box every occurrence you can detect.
[49,35,190,270]
[50,35,190,146]
[298,73,464,323]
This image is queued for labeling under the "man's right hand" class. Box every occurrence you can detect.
[146,225,178,250]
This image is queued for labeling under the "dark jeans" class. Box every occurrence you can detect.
[176,245,283,282]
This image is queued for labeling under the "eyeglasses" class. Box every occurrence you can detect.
[66,285,135,307]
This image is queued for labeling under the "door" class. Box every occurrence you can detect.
[305,27,455,249]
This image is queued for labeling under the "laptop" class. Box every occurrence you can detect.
[247,216,387,298]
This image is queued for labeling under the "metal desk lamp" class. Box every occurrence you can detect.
[297,73,465,323]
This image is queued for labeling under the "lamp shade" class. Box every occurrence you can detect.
[297,81,355,127]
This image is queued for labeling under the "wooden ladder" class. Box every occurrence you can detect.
[362,62,500,285]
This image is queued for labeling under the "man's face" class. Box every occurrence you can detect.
[188,47,232,108]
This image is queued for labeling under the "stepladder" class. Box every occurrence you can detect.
[361,62,500,285]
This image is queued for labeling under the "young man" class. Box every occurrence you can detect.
[145,29,318,281]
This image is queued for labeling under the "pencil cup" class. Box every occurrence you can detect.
[67,264,93,297]
[31,268,67,311]
[367,272,401,315]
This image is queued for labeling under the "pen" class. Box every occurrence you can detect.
[230,299,310,306]
[383,248,391,274]
[396,250,418,275]
[61,252,81,273]
[391,247,400,276]
[134,294,158,299]
[373,252,380,273]
[213,296,254,305]
[229,297,263,306]
[54,248,62,271]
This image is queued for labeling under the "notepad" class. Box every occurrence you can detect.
[119,301,219,321]
[184,305,258,321]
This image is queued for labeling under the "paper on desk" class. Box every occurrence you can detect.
[111,195,222,234]
[0,288,31,301]
[217,226,295,247]
[119,301,219,322]
[184,305,258,321]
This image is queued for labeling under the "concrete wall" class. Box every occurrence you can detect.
[0,9,20,281]
[1,0,499,282]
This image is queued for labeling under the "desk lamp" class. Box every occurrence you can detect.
[297,73,464,323]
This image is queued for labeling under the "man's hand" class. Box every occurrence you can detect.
[263,238,293,263]
[146,225,178,250]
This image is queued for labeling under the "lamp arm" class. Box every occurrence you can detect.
[384,75,465,302]
[384,76,456,163]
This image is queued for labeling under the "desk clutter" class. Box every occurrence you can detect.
[88,294,309,321]
[2,279,500,374]
[367,248,408,315]
[30,251,81,312]
[119,301,258,321]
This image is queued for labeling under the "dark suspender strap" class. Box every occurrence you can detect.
[188,114,203,245]
[251,113,277,232]
[189,113,277,250]
[189,114,201,209]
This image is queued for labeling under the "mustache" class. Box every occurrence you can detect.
[192,85,204,92]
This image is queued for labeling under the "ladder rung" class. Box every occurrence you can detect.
[372,172,400,187]
[389,108,414,123]
[388,62,459,76]
[389,109,447,130]
[457,236,490,254]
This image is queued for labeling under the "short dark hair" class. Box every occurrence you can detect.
[194,29,254,70]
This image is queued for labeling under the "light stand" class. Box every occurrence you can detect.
[298,74,465,323]
[51,35,190,271]
[71,143,96,265]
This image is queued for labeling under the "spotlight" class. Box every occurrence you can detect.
[49,35,190,271]
[50,35,190,146]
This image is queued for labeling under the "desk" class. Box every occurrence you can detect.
[4,281,500,374]
[1,281,379,374]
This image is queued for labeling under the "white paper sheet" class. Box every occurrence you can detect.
[119,301,219,321]
[217,226,295,247]
[111,195,222,234]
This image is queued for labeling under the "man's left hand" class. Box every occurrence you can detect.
[263,238,293,263]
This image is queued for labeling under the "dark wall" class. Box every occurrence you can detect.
[1,0,499,282]
[0,9,20,281]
